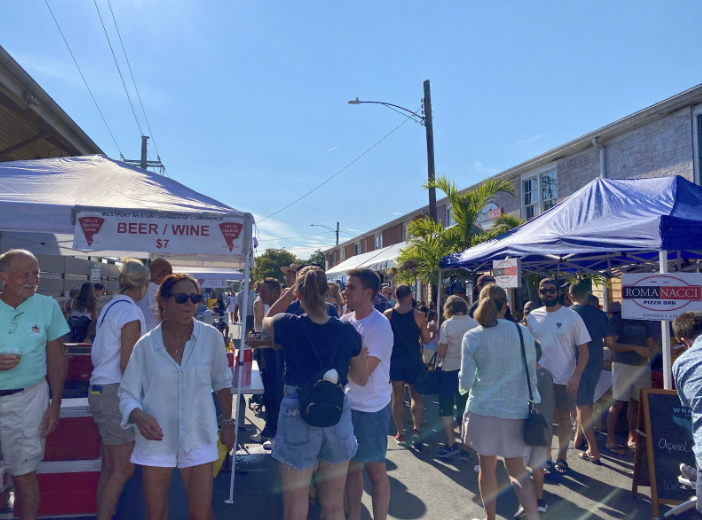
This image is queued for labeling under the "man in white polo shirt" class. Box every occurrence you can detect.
[0,250,69,520]
[342,268,394,520]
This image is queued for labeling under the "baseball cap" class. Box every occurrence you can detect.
[476,274,496,286]
[609,301,622,313]
[280,263,301,274]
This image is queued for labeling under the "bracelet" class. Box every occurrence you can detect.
[221,418,234,426]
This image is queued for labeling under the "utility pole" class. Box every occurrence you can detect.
[124,135,166,174]
[336,222,339,246]
[423,80,437,222]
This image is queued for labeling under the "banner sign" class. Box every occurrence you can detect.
[477,203,504,231]
[73,210,246,256]
[492,258,521,288]
[621,273,702,321]
[197,279,227,289]
[90,262,101,283]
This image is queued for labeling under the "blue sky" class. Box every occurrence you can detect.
[2,1,701,258]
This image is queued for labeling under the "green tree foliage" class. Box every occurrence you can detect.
[396,176,518,285]
[252,248,298,284]
[298,249,326,268]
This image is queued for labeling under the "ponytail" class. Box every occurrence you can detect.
[297,266,328,316]
[474,284,507,328]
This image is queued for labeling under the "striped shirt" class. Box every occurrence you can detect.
[459,319,540,420]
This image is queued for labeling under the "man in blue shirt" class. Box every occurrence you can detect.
[0,250,69,520]
[672,311,702,514]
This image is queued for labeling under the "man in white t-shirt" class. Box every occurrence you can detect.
[527,278,590,474]
[135,258,172,332]
[341,268,394,520]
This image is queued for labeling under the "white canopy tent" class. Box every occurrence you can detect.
[0,155,253,503]
[326,242,405,279]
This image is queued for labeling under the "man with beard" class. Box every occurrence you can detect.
[527,278,590,475]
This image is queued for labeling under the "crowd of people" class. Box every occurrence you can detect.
[2,247,700,520]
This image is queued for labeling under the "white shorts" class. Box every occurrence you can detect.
[131,442,218,469]
[0,380,49,476]
[612,363,652,402]
[523,445,549,470]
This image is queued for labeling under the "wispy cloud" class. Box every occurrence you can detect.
[473,161,500,175]
[392,211,402,216]
[327,145,340,152]
[347,228,359,233]
[251,215,333,259]
[516,134,547,145]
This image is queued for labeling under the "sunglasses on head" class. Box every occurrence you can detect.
[296,264,324,272]
[168,293,202,304]
[539,288,558,295]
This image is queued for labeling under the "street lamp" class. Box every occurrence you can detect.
[310,222,339,245]
[348,79,437,222]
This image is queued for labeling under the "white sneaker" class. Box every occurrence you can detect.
[263,438,274,450]
[249,432,266,443]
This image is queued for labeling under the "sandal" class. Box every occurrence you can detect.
[604,444,627,456]
[544,459,556,474]
[573,440,588,451]
[554,458,569,474]
[579,452,603,465]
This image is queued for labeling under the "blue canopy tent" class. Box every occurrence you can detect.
[439,176,702,388]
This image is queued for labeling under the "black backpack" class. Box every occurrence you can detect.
[297,321,345,428]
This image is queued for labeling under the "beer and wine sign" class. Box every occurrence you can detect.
[73,209,246,256]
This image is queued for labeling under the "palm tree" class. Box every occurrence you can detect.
[396,176,517,287]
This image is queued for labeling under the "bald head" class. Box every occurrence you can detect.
[149,258,172,284]
[0,249,37,273]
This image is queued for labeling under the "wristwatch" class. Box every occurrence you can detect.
[221,418,234,427]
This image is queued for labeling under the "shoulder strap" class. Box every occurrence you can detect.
[98,299,131,328]
[514,322,535,402]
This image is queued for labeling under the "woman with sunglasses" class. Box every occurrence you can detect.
[459,284,541,520]
[262,266,368,520]
[89,258,150,520]
[119,274,234,520]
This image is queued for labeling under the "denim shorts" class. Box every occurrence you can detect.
[272,386,357,471]
[352,403,391,464]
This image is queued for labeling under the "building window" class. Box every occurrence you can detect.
[695,104,702,186]
[445,207,455,227]
[340,248,345,262]
[354,243,360,256]
[402,222,408,241]
[375,234,383,249]
[522,169,558,220]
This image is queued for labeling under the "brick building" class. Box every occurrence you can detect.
[325,84,702,287]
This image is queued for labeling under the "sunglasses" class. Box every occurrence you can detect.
[539,288,558,295]
[9,311,24,334]
[168,293,203,304]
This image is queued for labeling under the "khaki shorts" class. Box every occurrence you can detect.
[88,383,134,445]
[612,363,652,402]
[0,380,49,476]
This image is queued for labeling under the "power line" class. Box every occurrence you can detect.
[105,0,163,160]
[258,115,412,223]
[258,231,335,242]
[44,0,123,157]
[92,0,144,137]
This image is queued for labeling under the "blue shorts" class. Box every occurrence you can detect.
[389,352,424,384]
[576,368,602,407]
[272,388,357,471]
[352,404,391,464]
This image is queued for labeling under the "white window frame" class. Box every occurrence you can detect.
[445,207,455,228]
[354,242,360,256]
[340,248,345,262]
[694,103,702,186]
[375,233,383,249]
[402,222,408,241]
[520,165,558,220]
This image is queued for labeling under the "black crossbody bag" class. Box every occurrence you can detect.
[297,322,345,428]
[515,323,548,447]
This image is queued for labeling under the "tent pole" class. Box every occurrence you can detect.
[660,250,672,390]
[436,268,443,328]
[227,243,253,504]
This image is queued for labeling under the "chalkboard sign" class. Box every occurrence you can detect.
[632,389,696,518]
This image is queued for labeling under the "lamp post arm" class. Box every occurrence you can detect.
[348,100,424,123]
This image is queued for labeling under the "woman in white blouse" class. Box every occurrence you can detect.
[119,274,234,520]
